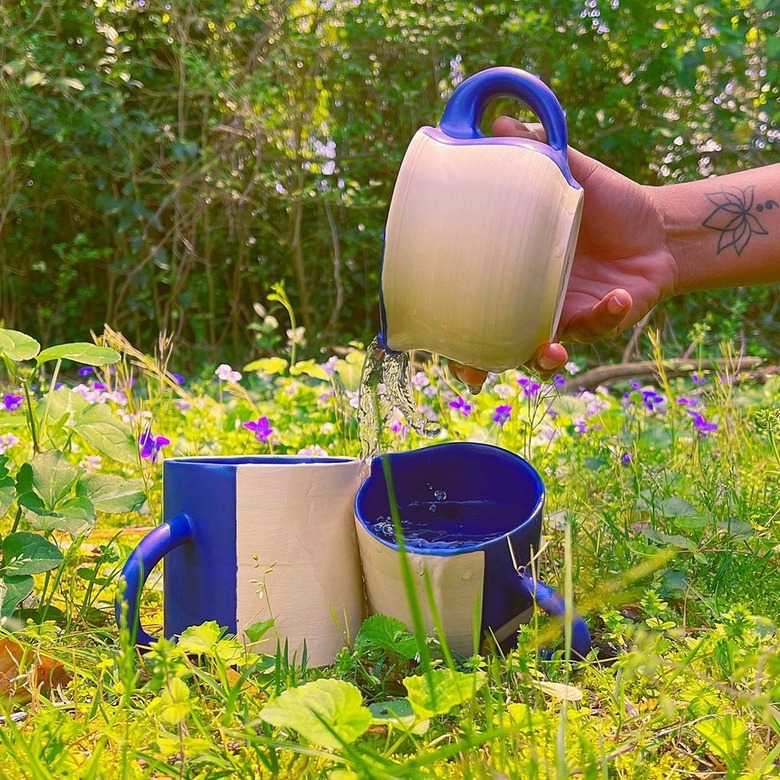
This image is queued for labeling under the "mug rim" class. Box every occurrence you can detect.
[355,442,544,557]
[163,455,357,466]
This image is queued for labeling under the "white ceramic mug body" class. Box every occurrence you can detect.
[118,456,365,667]
[380,68,584,373]
[353,443,592,658]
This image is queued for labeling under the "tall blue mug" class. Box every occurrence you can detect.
[115,456,365,666]
[354,443,591,657]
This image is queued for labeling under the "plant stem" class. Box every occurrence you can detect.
[21,378,41,453]
[38,358,62,447]
[9,505,22,534]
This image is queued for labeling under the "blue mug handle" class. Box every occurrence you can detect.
[438,66,576,184]
[513,568,591,658]
[114,512,194,646]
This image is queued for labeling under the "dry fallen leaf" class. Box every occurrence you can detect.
[0,636,72,706]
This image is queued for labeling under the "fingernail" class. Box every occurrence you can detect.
[607,293,629,314]
[467,384,482,396]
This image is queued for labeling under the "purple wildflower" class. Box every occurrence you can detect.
[448,396,473,417]
[320,356,338,377]
[0,433,20,453]
[523,381,541,398]
[78,366,94,377]
[691,372,706,385]
[687,410,718,436]
[553,373,566,389]
[139,431,171,461]
[493,404,512,426]
[93,382,106,391]
[244,416,274,443]
[388,410,410,438]
[621,452,632,466]
[171,373,186,385]
[641,389,665,412]
[411,371,430,390]
[3,394,23,412]
[216,364,242,383]
[629,380,641,390]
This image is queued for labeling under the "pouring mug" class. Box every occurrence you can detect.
[379,66,584,373]
[115,456,365,667]
[354,442,591,657]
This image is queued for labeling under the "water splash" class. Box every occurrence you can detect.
[358,336,441,459]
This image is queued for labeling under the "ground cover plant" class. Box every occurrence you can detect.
[0,322,778,779]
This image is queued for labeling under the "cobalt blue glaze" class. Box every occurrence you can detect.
[514,570,592,659]
[116,455,356,647]
[162,459,240,639]
[438,67,579,187]
[115,511,193,646]
[355,442,591,656]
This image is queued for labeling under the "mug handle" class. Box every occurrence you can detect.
[513,568,591,659]
[438,66,575,183]
[114,512,194,647]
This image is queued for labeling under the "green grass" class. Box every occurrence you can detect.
[0,334,778,779]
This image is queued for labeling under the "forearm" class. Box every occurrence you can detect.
[649,164,780,296]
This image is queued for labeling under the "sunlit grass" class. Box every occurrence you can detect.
[0,334,778,778]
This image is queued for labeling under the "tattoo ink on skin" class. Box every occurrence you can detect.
[702,185,776,256]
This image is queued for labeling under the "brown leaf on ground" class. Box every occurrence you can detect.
[0,636,72,706]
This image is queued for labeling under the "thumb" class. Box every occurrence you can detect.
[491,115,598,186]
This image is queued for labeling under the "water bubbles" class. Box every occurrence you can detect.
[428,504,437,514]
[433,490,447,501]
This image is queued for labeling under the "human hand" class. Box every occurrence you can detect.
[451,117,677,391]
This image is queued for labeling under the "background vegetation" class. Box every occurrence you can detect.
[1,0,778,370]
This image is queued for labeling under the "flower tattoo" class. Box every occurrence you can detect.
[702,186,775,256]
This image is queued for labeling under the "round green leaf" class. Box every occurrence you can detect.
[0,329,41,361]
[0,575,34,617]
[260,678,371,749]
[2,531,63,576]
[35,343,120,367]
[404,669,487,719]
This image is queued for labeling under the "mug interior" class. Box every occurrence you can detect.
[355,442,543,555]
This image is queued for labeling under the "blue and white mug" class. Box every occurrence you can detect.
[354,443,591,657]
[380,66,584,372]
[116,456,365,666]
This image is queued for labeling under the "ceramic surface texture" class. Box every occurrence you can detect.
[382,129,583,372]
[234,461,365,665]
[120,456,365,668]
[355,524,486,655]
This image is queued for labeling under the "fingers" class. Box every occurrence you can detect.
[449,361,489,394]
[492,116,545,142]
[449,340,568,395]
[492,116,599,186]
[525,342,568,379]
[562,289,633,343]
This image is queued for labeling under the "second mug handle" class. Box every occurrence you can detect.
[439,66,569,150]
[513,569,591,659]
[114,512,194,647]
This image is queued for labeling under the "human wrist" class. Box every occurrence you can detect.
[647,165,780,297]
[642,182,687,301]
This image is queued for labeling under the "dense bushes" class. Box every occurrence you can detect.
[1,0,777,368]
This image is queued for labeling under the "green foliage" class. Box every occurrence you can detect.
[0,328,141,622]
[259,678,373,749]
[0,326,778,775]
[0,1,777,366]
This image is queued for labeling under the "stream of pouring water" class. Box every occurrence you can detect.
[357,336,441,460]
